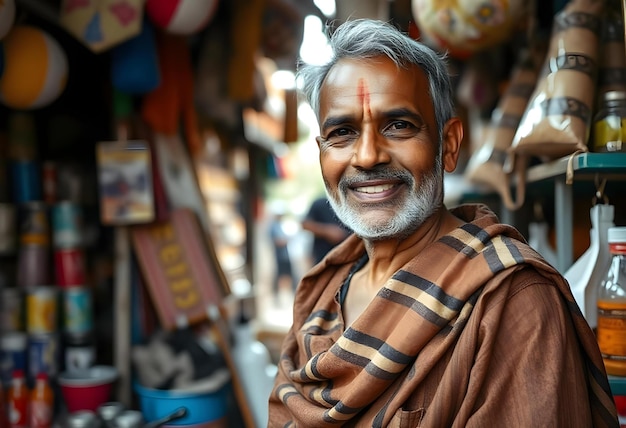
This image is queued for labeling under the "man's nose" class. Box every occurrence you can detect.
[351,127,391,169]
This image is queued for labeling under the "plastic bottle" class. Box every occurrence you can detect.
[7,369,29,428]
[597,227,626,376]
[232,299,277,428]
[528,221,558,268]
[29,372,54,428]
[565,204,615,329]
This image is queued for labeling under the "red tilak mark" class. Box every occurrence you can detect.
[357,79,371,117]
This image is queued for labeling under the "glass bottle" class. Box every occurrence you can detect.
[597,227,626,376]
[30,372,54,428]
[593,91,626,152]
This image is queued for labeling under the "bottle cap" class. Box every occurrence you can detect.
[604,91,626,102]
[608,227,626,243]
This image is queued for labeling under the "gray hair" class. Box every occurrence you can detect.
[297,19,455,143]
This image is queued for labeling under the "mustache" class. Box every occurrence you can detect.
[338,167,414,190]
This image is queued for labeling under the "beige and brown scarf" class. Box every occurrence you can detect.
[269,204,617,427]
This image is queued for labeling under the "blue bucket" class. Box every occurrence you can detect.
[134,381,230,425]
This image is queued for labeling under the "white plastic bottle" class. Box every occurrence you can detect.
[565,204,615,329]
[528,221,558,268]
[232,305,277,427]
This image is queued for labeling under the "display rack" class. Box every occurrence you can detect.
[503,153,626,273]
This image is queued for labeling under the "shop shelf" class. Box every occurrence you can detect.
[503,152,626,273]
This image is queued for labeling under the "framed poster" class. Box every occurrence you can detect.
[97,140,155,225]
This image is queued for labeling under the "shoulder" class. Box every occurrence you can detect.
[477,265,576,334]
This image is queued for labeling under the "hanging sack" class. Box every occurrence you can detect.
[508,0,604,161]
[465,47,542,210]
[110,19,160,95]
[596,4,626,98]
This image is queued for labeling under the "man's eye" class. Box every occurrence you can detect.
[330,128,354,137]
[323,128,358,146]
[389,121,412,130]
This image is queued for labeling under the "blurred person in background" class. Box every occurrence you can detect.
[301,195,350,266]
[269,209,297,303]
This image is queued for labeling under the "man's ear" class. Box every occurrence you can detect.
[441,117,464,173]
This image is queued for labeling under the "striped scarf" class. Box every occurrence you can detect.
[269,204,618,427]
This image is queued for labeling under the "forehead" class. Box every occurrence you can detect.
[318,56,434,120]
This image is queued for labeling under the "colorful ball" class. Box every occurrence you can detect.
[146,0,219,35]
[412,0,527,59]
[0,26,68,110]
[0,0,15,40]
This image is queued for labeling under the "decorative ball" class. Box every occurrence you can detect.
[145,0,219,35]
[0,0,15,40]
[0,25,68,110]
[412,0,527,59]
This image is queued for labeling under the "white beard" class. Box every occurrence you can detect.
[326,157,443,241]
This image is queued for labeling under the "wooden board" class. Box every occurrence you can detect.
[130,208,229,330]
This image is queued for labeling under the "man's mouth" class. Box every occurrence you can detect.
[354,183,395,194]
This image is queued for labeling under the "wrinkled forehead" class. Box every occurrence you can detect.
[318,56,436,127]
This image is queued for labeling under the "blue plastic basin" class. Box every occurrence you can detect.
[134,382,230,425]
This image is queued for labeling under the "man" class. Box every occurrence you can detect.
[268,19,618,427]
[269,210,297,298]
[302,195,350,265]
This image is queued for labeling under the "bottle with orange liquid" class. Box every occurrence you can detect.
[29,372,54,428]
[597,227,626,376]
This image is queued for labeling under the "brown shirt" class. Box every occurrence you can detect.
[268,204,618,427]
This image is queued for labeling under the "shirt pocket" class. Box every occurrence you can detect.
[388,408,426,428]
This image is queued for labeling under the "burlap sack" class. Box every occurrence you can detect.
[596,2,626,100]
[465,48,542,210]
[509,0,604,160]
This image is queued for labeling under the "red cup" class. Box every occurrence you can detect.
[58,366,118,412]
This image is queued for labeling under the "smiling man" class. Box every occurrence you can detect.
[267,19,617,428]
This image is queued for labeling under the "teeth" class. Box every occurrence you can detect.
[356,184,394,194]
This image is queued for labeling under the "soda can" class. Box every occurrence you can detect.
[52,201,82,249]
[0,331,27,385]
[0,203,17,255]
[26,286,58,334]
[54,248,86,287]
[28,333,60,381]
[10,159,42,204]
[62,287,93,336]
[17,244,50,288]
[0,287,24,332]
[19,201,49,246]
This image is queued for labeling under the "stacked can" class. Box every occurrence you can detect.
[52,201,95,373]
[13,201,60,385]
[8,113,42,204]
[17,201,51,288]
[25,286,60,383]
